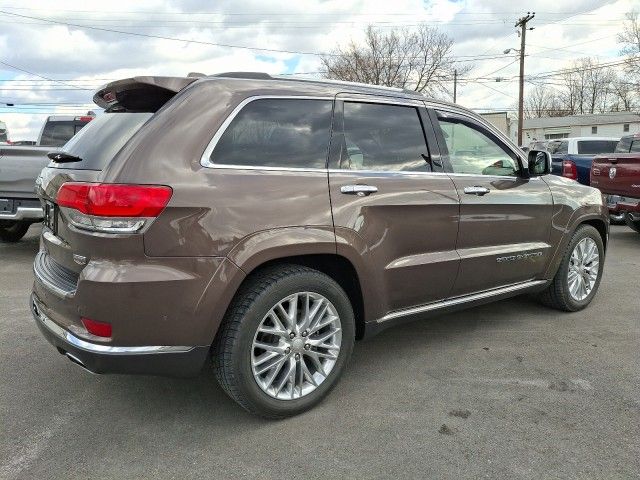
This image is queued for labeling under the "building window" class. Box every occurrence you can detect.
[591,126,598,134]
[623,123,630,132]
[544,133,569,140]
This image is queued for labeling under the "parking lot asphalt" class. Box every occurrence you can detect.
[1,224,638,479]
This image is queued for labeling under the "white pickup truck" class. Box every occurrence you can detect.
[0,114,94,241]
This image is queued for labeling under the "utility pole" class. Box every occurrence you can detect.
[453,69,457,103]
[515,12,534,146]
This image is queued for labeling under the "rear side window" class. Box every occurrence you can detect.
[615,137,632,153]
[50,113,152,170]
[554,141,569,154]
[577,140,618,155]
[212,99,332,169]
[339,102,430,172]
[631,140,640,153]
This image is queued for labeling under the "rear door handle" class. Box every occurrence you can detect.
[463,186,490,196]
[340,184,378,196]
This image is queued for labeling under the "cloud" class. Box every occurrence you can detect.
[0,0,635,139]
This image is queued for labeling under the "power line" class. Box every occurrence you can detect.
[0,5,619,16]
[0,59,87,90]
[0,9,336,57]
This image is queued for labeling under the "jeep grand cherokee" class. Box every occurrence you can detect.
[31,73,608,417]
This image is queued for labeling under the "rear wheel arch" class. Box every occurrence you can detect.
[231,254,366,340]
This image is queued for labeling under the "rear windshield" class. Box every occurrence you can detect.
[49,113,152,170]
[39,121,91,147]
[577,140,618,155]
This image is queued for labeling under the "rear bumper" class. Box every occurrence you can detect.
[608,196,640,214]
[0,206,42,221]
[30,293,209,377]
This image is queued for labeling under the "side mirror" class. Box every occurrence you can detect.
[525,149,551,177]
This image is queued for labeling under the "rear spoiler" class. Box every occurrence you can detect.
[93,76,198,112]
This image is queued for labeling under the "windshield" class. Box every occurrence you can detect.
[577,140,618,155]
[49,113,152,170]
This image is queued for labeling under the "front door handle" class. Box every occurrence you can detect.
[464,186,490,196]
[340,184,378,196]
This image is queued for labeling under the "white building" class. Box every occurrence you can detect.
[479,112,519,143]
[522,112,640,143]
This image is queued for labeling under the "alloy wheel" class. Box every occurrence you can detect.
[567,237,600,301]
[251,292,342,400]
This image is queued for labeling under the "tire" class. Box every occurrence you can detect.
[624,214,640,234]
[0,221,31,242]
[538,225,604,312]
[213,264,355,418]
[609,212,625,225]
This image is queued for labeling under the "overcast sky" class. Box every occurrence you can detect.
[0,0,635,140]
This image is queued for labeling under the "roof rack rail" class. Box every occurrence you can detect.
[273,75,408,93]
[211,72,273,80]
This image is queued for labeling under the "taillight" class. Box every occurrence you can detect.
[81,317,112,338]
[562,160,578,180]
[57,182,172,233]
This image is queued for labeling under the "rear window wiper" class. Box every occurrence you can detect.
[47,151,83,163]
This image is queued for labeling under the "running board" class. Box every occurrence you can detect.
[377,280,548,324]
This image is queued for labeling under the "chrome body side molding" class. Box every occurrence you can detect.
[377,280,548,324]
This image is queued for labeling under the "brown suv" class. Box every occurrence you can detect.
[31,73,608,417]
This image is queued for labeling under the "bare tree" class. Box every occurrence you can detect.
[618,10,640,57]
[320,25,467,97]
[617,9,640,104]
[585,60,615,114]
[525,85,563,118]
[556,58,616,115]
[610,79,636,111]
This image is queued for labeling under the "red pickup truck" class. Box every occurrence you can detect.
[591,133,640,233]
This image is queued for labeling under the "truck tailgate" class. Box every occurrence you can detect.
[0,145,51,197]
[591,154,640,198]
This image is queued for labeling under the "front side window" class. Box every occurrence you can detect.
[437,117,519,176]
[630,140,640,153]
[339,102,430,172]
[577,140,618,155]
[212,98,332,169]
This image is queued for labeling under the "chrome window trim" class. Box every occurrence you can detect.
[200,95,335,169]
[377,280,548,323]
[327,168,446,176]
[198,93,534,180]
[336,94,425,107]
[431,105,526,163]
